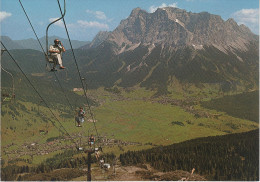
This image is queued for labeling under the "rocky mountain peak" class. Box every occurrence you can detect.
[130,7,145,17]
[226,18,237,25]
[104,7,257,54]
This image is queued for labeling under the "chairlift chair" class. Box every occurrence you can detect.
[45,0,66,70]
[46,54,57,64]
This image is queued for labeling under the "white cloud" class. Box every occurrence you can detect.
[86,9,107,20]
[77,20,109,29]
[149,3,178,13]
[232,9,259,34]
[0,11,12,22]
[95,11,107,20]
[233,9,259,24]
[49,17,63,27]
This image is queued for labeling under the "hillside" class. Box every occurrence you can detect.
[0,36,24,50]
[120,129,259,181]
[201,90,259,122]
[1,66,91,107]
[2,126,258,180]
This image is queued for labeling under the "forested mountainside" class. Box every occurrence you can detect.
[120,129,259,181]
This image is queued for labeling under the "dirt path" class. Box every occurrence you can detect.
[111,166,148,181]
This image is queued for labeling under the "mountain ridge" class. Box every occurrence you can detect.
[0,36,90,51]
[101,7,258,55]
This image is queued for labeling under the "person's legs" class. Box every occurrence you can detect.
[50,56,58,70]
[75,117,80,126]
[57,54,63,67]
[57,54,65,69]
[90,142,94,147]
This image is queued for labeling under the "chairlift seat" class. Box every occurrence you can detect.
[48,57,55,63]
[46,54,57,64]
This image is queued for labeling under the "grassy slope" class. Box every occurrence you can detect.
[1,100,78,165]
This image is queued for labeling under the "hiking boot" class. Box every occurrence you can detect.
[60,66,66,69]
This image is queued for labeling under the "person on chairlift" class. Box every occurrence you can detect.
[100,158,104,168]
[49,39,66,71]
[76,106,85,127]
[95,147,102,160]
[89,134,95,147]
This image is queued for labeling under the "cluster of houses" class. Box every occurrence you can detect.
[3,134,141,161]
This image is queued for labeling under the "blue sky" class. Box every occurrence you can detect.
[1,0,259,41]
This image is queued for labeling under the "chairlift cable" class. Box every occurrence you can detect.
[1,41,78,147]
[18,0,90,150]
[1,41,62,133]
[18,0,45,53]
[3,3,88,169]
[18,0,74,112]
[18,0,101,154]
[56,0,100,139]
[46,0,66,56]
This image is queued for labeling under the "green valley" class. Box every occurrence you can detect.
[1,85,259,180]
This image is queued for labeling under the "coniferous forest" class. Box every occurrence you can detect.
[120,129,259,181]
